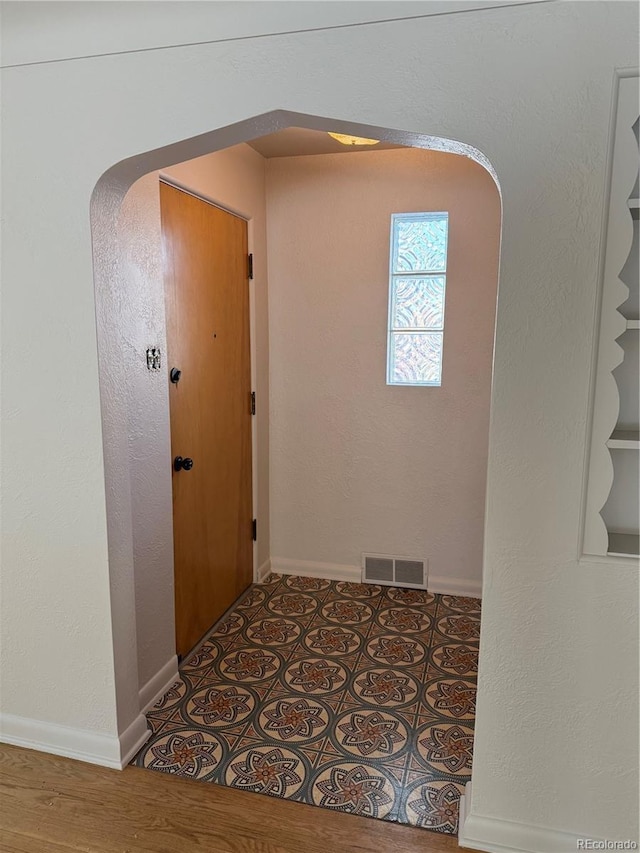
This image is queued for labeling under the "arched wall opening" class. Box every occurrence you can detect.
[90,110,502,760]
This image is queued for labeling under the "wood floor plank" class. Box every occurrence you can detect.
[0,828,83,853]
[0,744,460,852]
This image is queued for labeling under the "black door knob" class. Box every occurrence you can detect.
[170,367,182,384]
[174,456,194,472]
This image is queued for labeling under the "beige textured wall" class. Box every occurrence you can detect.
[266,148,501,589]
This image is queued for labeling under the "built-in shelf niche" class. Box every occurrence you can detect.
[612,330,639,430]
[620,197,639,321]
[602,447,639,542]
[607,532,640,558]
[583,73,640,561]
[607,430,640,450]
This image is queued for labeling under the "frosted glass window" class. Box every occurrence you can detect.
[393,217,447,273]
[387,213,448,386]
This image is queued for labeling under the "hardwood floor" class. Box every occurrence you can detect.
[0,744,461,852]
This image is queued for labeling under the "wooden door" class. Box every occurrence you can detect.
[160,181,253,658]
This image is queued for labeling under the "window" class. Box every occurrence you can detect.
[387,212,449,386]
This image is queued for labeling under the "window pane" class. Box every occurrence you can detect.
[393,215,447,273]
[391,276,445,330]
[389,332,443,385]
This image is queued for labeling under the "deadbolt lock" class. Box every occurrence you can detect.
[174,456,194,472]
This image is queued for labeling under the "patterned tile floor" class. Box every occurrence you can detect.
[133,574,480,835]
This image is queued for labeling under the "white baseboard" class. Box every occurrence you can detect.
[138,655,179,713]
[458,781,605,852]
[0,707,150,771]
[270,557,361,583]
[459,779,470,841]
[428,574,482,599]
[0,712,122,769]
[118,713,151,766]
[0,711,150,770]
[256,558,272,582]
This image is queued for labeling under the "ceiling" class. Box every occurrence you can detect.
[247,127,405,159]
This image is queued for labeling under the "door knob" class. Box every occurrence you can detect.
[174,456,194,472]
[170,367,182,384]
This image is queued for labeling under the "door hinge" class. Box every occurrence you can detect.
[248,253,254,280]
[250,391,256,415]
[252,519,257,541]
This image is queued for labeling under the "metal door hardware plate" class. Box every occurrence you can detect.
[146,347,161,370]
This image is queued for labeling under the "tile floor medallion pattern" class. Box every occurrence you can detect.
[134,574,480,835]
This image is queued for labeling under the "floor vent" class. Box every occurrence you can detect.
[361,553,428,589]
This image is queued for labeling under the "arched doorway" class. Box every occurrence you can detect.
[90,111,501,768]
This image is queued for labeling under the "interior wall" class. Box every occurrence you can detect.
[115,173,174,701]
[1,2,638,847]
[266,148,500,591]
[117,143,269,698]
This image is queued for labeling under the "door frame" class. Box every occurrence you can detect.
[159,175,259,587]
